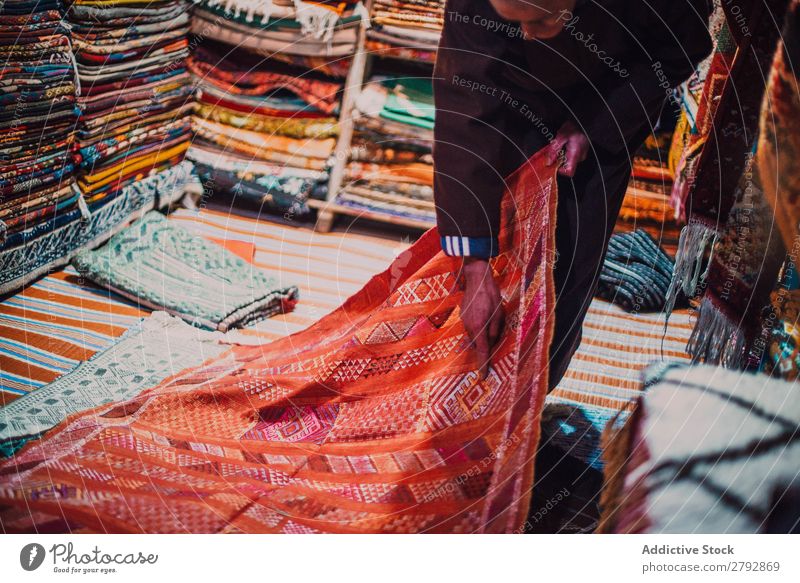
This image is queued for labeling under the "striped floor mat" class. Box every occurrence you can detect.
[0,209,407,404]
[0,208,693,428]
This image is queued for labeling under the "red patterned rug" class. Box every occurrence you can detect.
[0,150,558,533]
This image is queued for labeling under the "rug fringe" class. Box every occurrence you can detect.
[686,296,748,368]
[664,222,718,320]
[294,0,340,41]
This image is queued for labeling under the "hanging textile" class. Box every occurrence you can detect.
[757,0,800,379]
[665,0,790,316]
[685,156,785,367]
[682,0,799,368]
[0,149,558,534]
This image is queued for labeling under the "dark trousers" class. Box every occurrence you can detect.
[546,153,633,390]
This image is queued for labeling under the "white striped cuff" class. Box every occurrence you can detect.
[440,236,498,258]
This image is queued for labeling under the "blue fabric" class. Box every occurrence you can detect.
[440,235,498,258]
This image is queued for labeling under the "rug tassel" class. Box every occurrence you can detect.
[686,296,748,368]
[664,222,718,321]
[293,0,340,41]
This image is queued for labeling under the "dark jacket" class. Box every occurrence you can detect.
[433,0,714,257]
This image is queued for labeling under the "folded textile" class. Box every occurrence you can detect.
[188,41,343,214]
[190,0,362,53]
[0,160,198,296]
[72,212,299,331]
[68,0,193,196]
[341,74,436,221]
[367,0,444,52]
[0,0,81,255]
[600,363,800,534]
[0,148,559,534]
[597,230,676,312]
[193,162,318,215]
[191,5,359,57]
[0,311,230,457]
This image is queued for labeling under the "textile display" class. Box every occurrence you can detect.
[0,311,230,457]
[67,0,193,201]
[0,149,557,534]
[340,75,435,224]
[367,0,443,56]
[666,0,789,317]
[596,230,676,313]
[0,206,409,403]
[757,0,800,379]
[599,364,800,533]
[189,0,363,57]
[0,1,81,246]
[0,267,146,401]
[685,157,785,368]
[0,160,197,295]
[681,2,800,369]
[188,41,343,215]
[72,211,299,331]
[619,132,676,223]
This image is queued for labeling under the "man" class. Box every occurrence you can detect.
[433,0,713,386]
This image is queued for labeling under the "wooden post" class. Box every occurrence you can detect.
[315,0,372,232]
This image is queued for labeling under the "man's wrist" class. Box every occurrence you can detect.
[462,257,492,282]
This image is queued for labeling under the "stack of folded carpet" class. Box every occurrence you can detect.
[342,75,435,224]
[67,0,193,203]
[366,0,443,63]
[0,0,80,247]
[619,131,676,223]
[597,229,676,312]
[188,42,342,214]
[189,0,363,58]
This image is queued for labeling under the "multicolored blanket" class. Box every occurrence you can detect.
[72,212,299,332]
[0,149,558,534]
[0,312,229,457]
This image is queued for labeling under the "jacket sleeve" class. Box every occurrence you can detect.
[433,0,529,258]
[568,0,714,156]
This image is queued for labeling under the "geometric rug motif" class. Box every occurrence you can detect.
[0,312,229,456]
[0,150,558,533]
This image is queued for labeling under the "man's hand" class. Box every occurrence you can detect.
[460,258,504,379]
[546,120,589,177]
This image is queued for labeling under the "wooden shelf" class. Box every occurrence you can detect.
[313,0,437,234]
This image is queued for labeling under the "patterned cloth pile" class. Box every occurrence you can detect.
[597,229,676,313]
[341,75,435,224]
[189,0,363,58]
[366,0,443,63]
[72,211,299,331]
[0,311,230,457]
[0,0,80,247]
[67,0,193,203]
[187,41,344,215]
[619,131,676,224]
[0,150,559,534]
